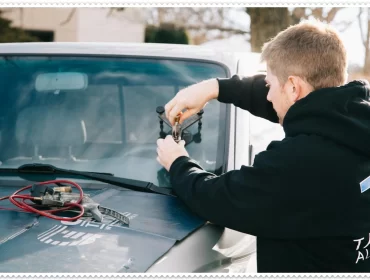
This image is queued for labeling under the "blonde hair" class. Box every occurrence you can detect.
[261,19,348,90]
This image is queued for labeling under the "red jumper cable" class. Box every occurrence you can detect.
[0,179,84,221]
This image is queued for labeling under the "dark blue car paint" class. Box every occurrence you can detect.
[0,185,205,272]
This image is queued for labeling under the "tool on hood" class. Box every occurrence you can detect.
[0,180,130,225]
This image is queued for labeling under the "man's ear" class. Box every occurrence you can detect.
[287,76,301,102]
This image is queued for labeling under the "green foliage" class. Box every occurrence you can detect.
[145,24,189,44]
[0,11,39,43]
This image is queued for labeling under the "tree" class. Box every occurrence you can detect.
[109,7,249,45]
[358,8,370,75]
[246,7,347,52]
[149,8,249,44]
[147,7,346,48]
[246,8,290,52]
[69,7,349,51]
[290,7,346,26]
[0,10,39,42]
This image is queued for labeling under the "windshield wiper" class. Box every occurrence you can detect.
[17,163,114,176]
[0,163,174,197]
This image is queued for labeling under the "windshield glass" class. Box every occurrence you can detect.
[0,55,229,187]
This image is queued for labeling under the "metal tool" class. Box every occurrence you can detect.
[156,106,204,145]
[31,184,130,225]
[172,115,182,143]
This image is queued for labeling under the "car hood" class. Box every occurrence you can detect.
[0,185,205,272]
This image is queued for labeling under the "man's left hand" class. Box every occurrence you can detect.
[157,135,189,171]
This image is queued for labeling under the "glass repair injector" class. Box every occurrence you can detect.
[156,106,204,145]
[172,114,182,143]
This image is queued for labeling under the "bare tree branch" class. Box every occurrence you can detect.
[366,8,370,51]
[364,8,370,74]
[336,20,355,32]
[109,7,246,44]
[60,8,76,26]
[358,8,367,47]
[291,7,307,19]
[106,8,115,17]
[290,7,308,24]
[185,24,249,34]
[326,7,343,23]
[290,7,343,24]
[311,8,324,21]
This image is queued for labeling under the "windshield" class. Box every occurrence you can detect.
[0,55,229,187]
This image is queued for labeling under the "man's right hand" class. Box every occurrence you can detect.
[165,79,219,125]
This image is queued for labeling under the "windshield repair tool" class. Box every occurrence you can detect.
[172,114,182,143]
[0,180,130,225]
[156,106,203,145]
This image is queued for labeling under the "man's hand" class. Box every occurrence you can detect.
[157,135,189,171]
[165,79,219,126]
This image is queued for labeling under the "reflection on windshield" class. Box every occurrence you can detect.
[0,56,229,187]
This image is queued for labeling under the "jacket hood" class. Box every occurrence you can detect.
[283,80,370,157]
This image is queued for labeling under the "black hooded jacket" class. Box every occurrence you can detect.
[168,74,370,272]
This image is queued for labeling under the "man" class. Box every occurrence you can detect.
[156,20,370,272]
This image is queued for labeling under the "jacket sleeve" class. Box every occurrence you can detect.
[217,74,279,123]
[169,148,299,239]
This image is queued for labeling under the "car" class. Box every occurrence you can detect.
[0,42,284,273]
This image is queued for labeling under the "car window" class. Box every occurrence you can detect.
[0,56,229,187]
[75,84,122,143]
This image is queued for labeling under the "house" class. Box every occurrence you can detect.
[1,7,146,42]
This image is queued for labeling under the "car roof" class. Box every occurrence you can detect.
[0,42,241,67]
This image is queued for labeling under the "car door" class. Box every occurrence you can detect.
[236,53,285,165]
[208,53,264,273]
[214,53,285,273]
